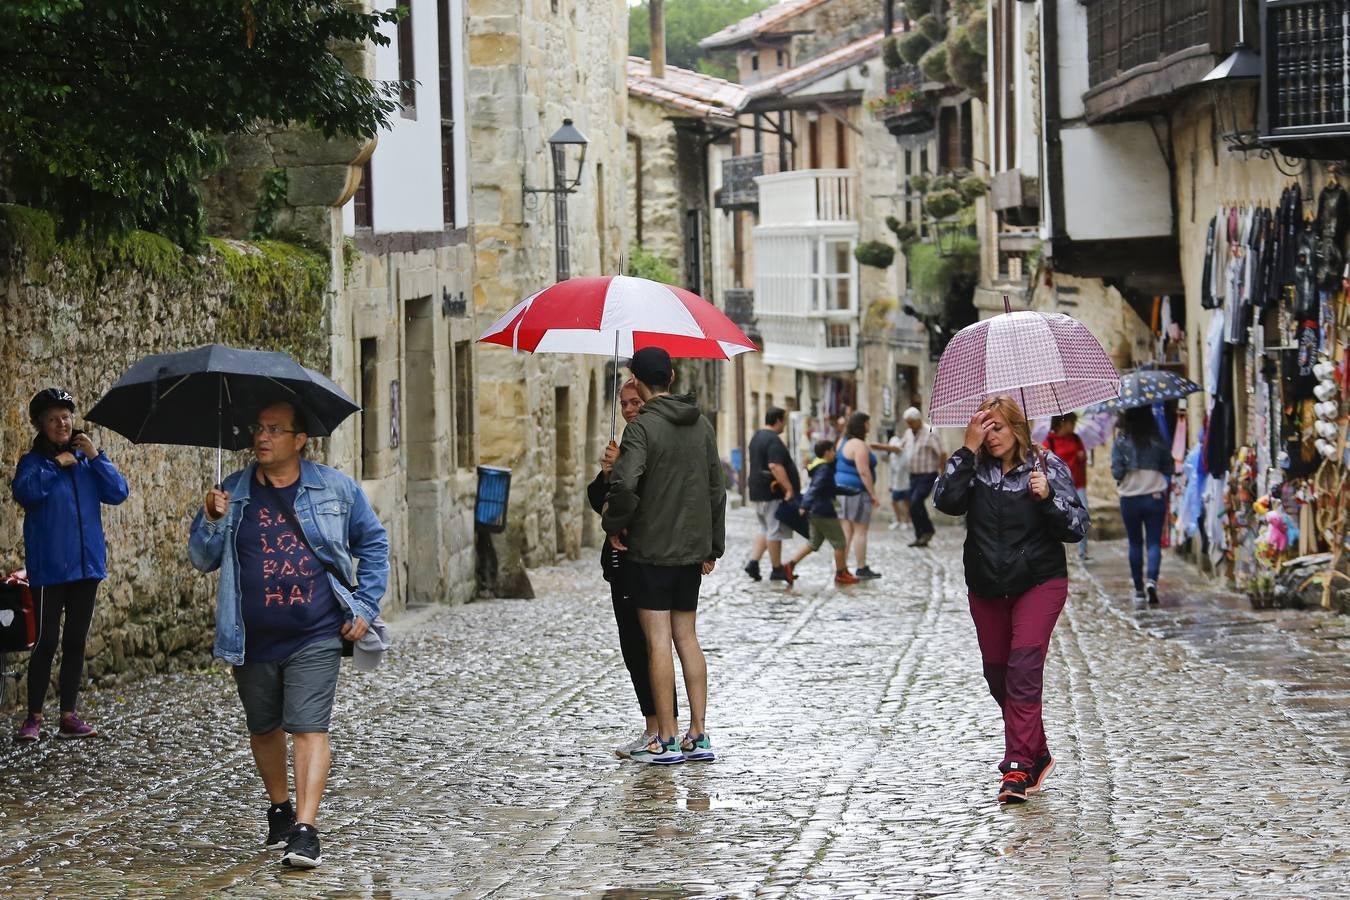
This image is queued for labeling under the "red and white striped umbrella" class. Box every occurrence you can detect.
[929,306,1120,427]
[477,275,757,359]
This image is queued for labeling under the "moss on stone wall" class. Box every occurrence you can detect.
[0,203,332,688]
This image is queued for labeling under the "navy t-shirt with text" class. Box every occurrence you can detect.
[235,479,344,662]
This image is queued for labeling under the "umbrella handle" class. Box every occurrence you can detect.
[610,331,620,441]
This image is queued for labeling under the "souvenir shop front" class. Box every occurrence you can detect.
[1173,171,1350,611]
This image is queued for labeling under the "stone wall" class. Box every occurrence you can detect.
[467,0,629,589]
[626,98,682,268]
[336,242,479,607]
[0,205,331,686]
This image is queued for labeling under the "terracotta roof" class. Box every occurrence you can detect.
[627,57,749,121]
[744,25,902,104]
[698,0,831,51]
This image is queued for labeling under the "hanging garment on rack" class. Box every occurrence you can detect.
[1205,309,1226,394]
[1212,205,1228,304]
[1294,224,1319,320]
[1201,215,1220,309]
[1280,184,1303,286]
[1315,181,1348,290]
[1205,344,1236,477]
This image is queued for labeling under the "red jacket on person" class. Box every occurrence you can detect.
[1044,432,1087,489]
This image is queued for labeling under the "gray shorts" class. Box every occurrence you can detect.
[233,637,342,735]
[839,492,873,524]
[754,499,793,541]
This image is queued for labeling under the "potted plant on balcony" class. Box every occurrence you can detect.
[866,83,935,136]
[854,240,897,269]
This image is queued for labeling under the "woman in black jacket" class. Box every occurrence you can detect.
[586,379,669,758]
[933,395,1088,804]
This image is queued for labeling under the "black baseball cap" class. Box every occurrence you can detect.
[629,347,673,388]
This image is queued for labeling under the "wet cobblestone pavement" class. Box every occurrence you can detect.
[1,508,1347,897]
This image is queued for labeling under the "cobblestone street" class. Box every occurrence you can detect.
[1,508,1347,898]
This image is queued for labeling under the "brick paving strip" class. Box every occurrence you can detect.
[0,509,1346,897]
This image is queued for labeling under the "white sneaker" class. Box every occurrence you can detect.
[888,521,900,530]
[614,730,656,759]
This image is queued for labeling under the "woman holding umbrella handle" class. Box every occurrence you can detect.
[12,388,129,742]
[933,395,1088,805]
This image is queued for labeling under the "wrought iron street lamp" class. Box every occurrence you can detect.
[524,118,590,280]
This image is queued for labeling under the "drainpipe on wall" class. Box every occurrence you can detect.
[1041,0,1066,259]
[650,0,665,79]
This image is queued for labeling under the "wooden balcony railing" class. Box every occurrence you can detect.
[1086,0,1212,87]
[1265,0,1350,135]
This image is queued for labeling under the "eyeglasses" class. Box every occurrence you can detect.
[247,424,300,437]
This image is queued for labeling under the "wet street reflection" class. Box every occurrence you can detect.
[1,508,1347,897]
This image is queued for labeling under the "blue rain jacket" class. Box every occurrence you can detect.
[12,448,130,587]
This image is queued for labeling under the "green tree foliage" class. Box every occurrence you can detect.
[626,245,678,284]
[628,0,772,81]
[1,1,403,249]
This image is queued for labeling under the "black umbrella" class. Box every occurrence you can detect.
[86,344,359,483]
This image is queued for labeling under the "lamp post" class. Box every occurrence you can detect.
[524,118,590,281]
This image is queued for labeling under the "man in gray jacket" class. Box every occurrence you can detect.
[603,347,725,765]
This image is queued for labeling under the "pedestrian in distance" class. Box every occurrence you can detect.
[885,426,910,531]
[894,407,944,548]
[1044,413,1091,562]
[782,440,859,587]
[742,407,799,583]
[933,395,1088,804]
[587,378,676,758]
[1111,406,1173,605]
[602,347,724,765]
[12,389,129,742]
[835,412,882,579]
[188,400,389,868]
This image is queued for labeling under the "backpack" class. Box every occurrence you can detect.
[0,570,36,653]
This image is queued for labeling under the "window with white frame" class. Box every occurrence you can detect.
[812,238,855,313]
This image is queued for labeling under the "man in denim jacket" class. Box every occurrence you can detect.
[189,401,388,869]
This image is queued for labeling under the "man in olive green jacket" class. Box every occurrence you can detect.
[603,347,724,764]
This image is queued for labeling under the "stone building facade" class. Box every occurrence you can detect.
[466,0,630,589]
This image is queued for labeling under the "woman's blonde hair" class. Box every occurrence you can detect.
[976,395,1039,466]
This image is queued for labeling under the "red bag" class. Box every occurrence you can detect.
[0,569,36,652]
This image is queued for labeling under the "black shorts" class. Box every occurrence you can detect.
[629,562,702,612]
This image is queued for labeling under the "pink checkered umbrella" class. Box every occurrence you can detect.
[929,295,1120,427]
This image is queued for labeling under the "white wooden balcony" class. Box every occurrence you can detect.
[752,227,859,373]
[756,169,857,226]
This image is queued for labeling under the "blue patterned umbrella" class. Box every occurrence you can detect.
[1083,369,1200,413]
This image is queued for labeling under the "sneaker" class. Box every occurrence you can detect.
[834,570,860,586]
[56,714,96,739]
[998,766,1030,804]
[630,735,685,765]
[15,715,41,743]
[614,730,656,760]
[265,801,296,849]
[680,732,715,762]
[744,560,762,582]
[281,823,322,868]
[782,562,797,587]
[769,566,789,582]
[855,566,882,580]
[888,521,901,530]
[1145,581,1160,606]
[1132,588,1147,605]
[1028,754,1055,793]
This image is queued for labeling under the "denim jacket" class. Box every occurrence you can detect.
[187,460,389,666]
[1110,434,1174,484]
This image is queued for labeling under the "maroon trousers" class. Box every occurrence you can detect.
[968,577,1069,772]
